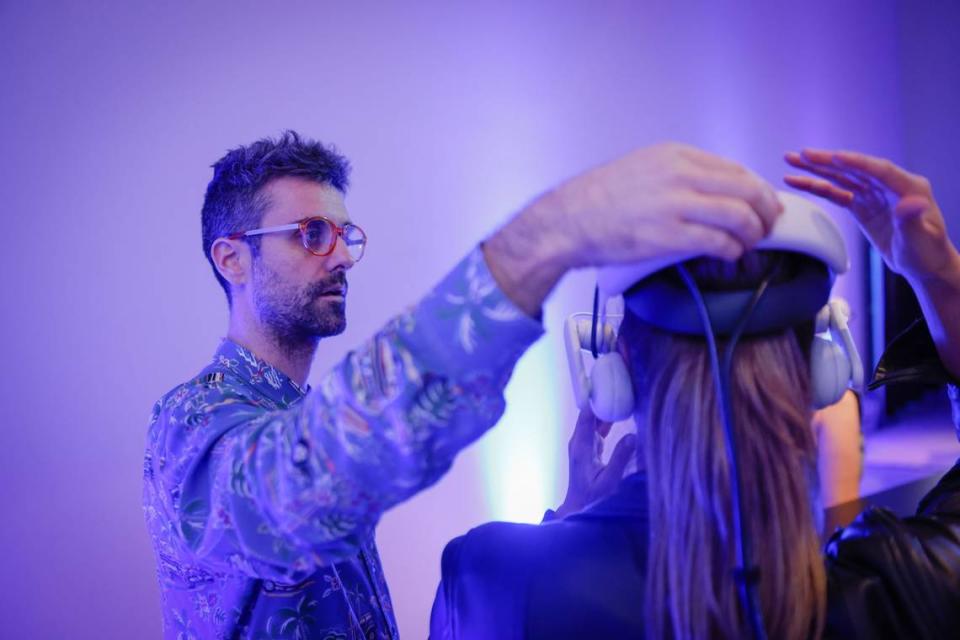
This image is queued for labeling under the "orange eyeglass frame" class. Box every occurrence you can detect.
[228,216,367,260]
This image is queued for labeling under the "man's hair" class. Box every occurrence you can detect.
[201,130,351,302]
[620,251,826,640]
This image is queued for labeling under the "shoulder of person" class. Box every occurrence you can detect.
[824,467,960,639]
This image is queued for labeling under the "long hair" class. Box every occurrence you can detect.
[619,251,826,639]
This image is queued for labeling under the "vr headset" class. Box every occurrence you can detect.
[564,190,864,422]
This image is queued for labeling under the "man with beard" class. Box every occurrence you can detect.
[143,131,784,639]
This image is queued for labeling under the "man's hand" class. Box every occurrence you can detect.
[484,142,784,317]
[553,409,638,519]
[784,148,960,379]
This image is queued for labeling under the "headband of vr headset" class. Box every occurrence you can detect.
[595,190,850,336]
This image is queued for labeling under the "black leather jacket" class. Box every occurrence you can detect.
[824,318,960,638]
[431,319,960,639]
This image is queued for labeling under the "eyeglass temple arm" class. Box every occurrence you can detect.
[237,222,302,238]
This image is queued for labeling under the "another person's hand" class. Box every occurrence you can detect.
[784,149,960,286]
[485,142,784,317]
[553,409,637,519]
[785,149,960,379]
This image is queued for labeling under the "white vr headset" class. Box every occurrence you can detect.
[565,191,865,422]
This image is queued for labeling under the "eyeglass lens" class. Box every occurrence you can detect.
[304,219,366,261]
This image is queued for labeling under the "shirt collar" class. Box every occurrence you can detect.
[213,338,308,405]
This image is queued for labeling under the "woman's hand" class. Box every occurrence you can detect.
[554,409,637,519]
[784,148,960,380]
[784,148,959,285]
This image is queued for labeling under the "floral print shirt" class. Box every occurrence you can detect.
[143,249,543,639]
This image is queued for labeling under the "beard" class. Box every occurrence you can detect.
[251,257,347,351]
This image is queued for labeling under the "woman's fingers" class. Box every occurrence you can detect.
[783,175,854,207]
[832,150,923,196]
[786,151,875,193]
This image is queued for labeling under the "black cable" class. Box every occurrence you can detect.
[721,266,778,640]
[591,284,601,358]
[676,260,780,640]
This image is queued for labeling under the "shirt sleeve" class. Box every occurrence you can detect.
[148,248,543,582]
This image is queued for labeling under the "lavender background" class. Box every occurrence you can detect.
[1,1,957,637]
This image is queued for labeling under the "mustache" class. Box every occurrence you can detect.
[306,273,348,300]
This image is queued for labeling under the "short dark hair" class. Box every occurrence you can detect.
[201,130,351,302]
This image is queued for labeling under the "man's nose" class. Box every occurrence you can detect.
[325,233,357,270]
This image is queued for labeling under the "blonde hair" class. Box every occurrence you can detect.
[620,253,826,639]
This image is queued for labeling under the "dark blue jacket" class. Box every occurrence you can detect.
[431,473,650,640]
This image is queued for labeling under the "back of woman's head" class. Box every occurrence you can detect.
[619,250,826,640]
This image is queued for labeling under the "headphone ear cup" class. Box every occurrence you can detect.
[589,352,635,422]
[809,336,851,409]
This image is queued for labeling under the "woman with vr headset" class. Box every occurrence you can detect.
[429,150,960,640]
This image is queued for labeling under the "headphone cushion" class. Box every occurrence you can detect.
[590,352,635,422]
[810,337,851,409]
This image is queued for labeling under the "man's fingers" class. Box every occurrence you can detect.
[680,193,766,249]
[676,145,783,223]
[783,175,855,207]
[677,223,745,262]
[684,167,782,233]
[676,144,752,177]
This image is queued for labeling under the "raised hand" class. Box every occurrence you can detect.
[785,148,960,379]
[549,142,783,267]
[784,149,959,285]
[486,142,784,317]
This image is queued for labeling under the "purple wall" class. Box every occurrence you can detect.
[1,1,953,637]
[897,1,960,246]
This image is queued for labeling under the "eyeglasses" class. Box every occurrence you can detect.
[229,216,367,262]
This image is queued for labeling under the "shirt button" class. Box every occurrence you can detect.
[292,440,310,464]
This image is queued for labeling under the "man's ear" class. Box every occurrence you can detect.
[211,237,252,290]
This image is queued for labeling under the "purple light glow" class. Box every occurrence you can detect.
[1,2,957,638]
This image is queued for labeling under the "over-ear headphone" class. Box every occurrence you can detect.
[811,298,864,408]
[564,312,634,422]
[564,296,864,422]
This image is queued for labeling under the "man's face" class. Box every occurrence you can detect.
[248,176,356,345]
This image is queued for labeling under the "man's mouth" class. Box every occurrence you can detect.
[316,283,348,299]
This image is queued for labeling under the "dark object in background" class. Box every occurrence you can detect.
[882,270,941,416]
